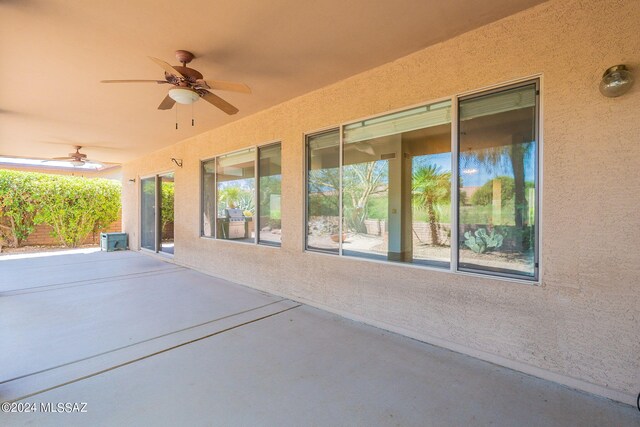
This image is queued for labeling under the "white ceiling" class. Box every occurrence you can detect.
[0,0,545,164]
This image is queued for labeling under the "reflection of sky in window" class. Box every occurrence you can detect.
[217,179,253,191]
[311,143,535,190]
[413,152,452,173]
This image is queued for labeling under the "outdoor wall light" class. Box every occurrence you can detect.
[599,65,634,97]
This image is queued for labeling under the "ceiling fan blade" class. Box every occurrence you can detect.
[101,80,168,84]
[198,79,251,94]
[158,95,176,110]
[201,91,239,115]
[149,57,185,78]
[50,157,75,160]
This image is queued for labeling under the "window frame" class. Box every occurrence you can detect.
[303,75,542,284]
[456,79,540,281]
[257,142,283,247]
[304,128,341,255]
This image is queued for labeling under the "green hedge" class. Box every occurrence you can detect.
[0,170,121,248]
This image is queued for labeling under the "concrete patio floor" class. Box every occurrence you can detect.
[0,250,637,426]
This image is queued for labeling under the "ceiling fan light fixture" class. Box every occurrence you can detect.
[70,159,85,166]
[168,87,200,105]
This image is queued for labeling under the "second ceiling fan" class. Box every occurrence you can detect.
[101,50,250,115]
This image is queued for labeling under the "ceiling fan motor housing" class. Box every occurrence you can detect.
[167,66,204,83]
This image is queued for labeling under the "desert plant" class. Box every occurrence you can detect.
[218,185,254,213]
[464,228,504,254]
[342,162,387,234]
[461,139,536,251]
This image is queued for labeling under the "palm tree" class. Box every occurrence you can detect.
[412,165,451,246]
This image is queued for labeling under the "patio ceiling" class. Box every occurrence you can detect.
[0,0,545,164]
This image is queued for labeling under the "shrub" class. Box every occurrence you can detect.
[34,175,121,247]
[470,176,534,206]
[0,170,121,248]
[0,171,41,247]
[161,181,174,235]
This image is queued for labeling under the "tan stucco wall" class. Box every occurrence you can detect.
[122,0,640,404]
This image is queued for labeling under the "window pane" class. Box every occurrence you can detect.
[458,83,538,278]
[258,144,282,246]
[202,160,216,237]
[342,101,452,268]
[216,148,256,243]
[306,131,340,253]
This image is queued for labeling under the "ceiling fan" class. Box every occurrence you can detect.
[101,50,250,115]
[48,146,100,167]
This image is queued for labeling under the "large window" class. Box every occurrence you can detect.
[342,101,453,267]
[306,102,453,268]
[201,143,282,246]
[216,149,256,243]
[304,80,539,281]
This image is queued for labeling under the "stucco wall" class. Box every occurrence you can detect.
[122,0,640,405]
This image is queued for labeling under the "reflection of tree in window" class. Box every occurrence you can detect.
[342,162,387,234]
[217,183,254,213]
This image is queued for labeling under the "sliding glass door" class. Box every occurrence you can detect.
[141,177,156,251]
[140,172,175,255]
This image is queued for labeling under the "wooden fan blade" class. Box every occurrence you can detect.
[149,57,185,78]
[158,95,176,110]
[51,157,74,160]
[198,79,251,94]
[202,91,239,115]
[101,80,168,84]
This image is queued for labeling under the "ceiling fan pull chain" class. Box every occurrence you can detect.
[175,104,178,130]
[192,103,194,127]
